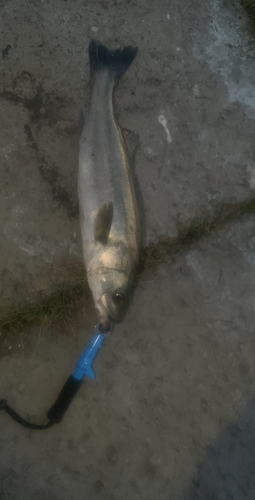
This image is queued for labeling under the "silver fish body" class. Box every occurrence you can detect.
[78,40,141,330]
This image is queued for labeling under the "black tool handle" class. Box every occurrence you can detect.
[47,375,83,423]
[0,375,83,429]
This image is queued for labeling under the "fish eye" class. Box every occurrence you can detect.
[112,291,124,304]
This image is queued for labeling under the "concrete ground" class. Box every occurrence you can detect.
[1,0,255,498]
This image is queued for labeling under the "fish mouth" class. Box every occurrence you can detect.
[97,311,114,333]
[98,318,114,334]
[95,298,113,333]
[96,307,114,333]
[96,314,111,332]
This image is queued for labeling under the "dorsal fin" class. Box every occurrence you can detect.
[94,202,113,244]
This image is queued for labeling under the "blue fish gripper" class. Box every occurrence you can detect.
[0,322,114,429]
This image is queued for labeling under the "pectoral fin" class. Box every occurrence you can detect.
[94,202,113,244]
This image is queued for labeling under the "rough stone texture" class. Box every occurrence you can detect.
[1,0,255,499]
[1,0,255,300]
[1,216,255,499]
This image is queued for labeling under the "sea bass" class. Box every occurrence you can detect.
[78,40,141,331]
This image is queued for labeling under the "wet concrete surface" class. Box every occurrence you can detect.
[1,0,255,498]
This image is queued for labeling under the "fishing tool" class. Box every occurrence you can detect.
[0,322,114,429]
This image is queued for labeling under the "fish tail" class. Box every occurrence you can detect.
[89,39,138,84]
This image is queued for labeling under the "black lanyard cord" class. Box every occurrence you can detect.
[0,375,83,430]
[0,323,112,430]
[0,399,53,429]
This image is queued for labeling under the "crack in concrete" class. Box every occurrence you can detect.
[0,87,72,124]
[38,163,79,220]
[23,122,78,220]
[1,195,255,334]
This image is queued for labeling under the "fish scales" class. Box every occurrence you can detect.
[78,40,141,330]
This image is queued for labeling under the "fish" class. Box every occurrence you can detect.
[78,40,141,332]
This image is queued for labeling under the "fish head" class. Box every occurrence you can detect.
[89,267,131,331]
[87,245,134,331]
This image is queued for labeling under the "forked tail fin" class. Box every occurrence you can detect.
[89,39,138,84]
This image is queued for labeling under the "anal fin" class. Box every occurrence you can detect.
[122,128,139,160]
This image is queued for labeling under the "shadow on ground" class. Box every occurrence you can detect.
[183,395,255,500]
